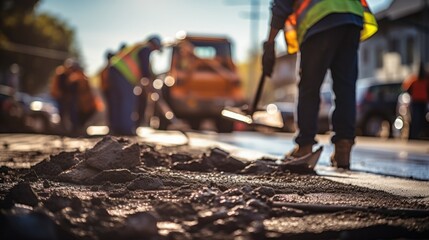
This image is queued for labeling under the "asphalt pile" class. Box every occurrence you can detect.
[0,136,428,240]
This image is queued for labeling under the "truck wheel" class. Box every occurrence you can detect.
[154,107,169,130]
[188,119,201,130]
[216,117,234,133]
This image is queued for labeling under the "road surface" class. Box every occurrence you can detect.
[1,130,429,201]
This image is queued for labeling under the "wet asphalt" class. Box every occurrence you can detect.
[208,131,429,180]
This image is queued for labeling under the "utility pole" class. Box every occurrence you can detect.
[423,0,429,64]
[225,0,266,99]
[248,0,261,54]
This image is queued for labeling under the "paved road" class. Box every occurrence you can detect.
[1,131,429,201]
[207,131,429,180]
[185,131,429,200]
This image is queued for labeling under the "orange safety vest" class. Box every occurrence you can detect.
[284,0,378,54]
[405,75,429,102]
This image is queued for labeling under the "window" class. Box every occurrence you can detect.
[406,36,415,65]
[193,46,216,59]
[389,39,399,53]
[376,46,384,68]
[362,47,369,64]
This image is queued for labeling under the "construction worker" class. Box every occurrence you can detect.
[402,61,429,140]
[100,51,114,127]
[51,58,99,136]
[262,0,377,169]
[108,35,162,135]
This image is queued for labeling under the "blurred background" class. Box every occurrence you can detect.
[1,0,428,140]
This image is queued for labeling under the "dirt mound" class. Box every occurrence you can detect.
[1,136,428,240]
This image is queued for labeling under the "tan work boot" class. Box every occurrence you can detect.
[286,144,313,159]
[330,140,354,169]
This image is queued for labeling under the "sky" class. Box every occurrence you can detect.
[37,0,392,76]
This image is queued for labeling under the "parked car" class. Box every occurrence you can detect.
[269,78,403,138]
[394,92,429,140]
[0,84,61,134]
[355,79,403,138]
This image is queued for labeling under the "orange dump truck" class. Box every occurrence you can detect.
[155,35,245,132]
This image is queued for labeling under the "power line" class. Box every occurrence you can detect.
[225,0,269,97]
[0,41,70,60]
[225,0,267,53]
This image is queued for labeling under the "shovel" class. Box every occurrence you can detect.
[221,73,284,129]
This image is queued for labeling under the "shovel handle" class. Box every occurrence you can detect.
[250,74,267,115]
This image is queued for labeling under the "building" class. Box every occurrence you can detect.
[360,0,429,80]
[271,0,429,103]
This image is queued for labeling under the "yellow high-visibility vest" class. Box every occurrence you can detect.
[110,43,148,85]
[284,0,378,54]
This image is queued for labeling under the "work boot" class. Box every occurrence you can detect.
[285,144,313,159]
[330,140,354,169]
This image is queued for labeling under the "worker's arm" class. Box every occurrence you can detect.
[268,0,294,42]
[262,0,294,76]
[138,47,152,79]
[267,28,281,43]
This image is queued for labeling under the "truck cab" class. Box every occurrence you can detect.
[153,35,244,132]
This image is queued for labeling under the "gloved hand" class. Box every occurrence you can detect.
[262,41,275,77]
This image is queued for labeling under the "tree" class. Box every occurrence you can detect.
[0,0,80,93]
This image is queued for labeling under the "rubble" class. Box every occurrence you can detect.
[0,136,428,239]
[2,182,39,208]
[127,174,164,191]
[83,137,140,171]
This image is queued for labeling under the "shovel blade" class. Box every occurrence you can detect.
[252,110,284,129]
[221,107,284,129]
[221,107,253,124]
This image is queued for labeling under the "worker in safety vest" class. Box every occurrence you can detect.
[262,0,377,169]
[51,58,100,136]
[402,61,429,140]
[107,35,162,135]
[100,51,114,128]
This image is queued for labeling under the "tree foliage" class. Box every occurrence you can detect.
[0,0,80,93]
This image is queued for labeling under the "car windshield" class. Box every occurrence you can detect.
[372,83,403,102]
[188,40,231,58]
[358,82,402,103]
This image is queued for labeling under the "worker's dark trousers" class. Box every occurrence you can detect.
[107,67,137,135]
[295,25,361,146]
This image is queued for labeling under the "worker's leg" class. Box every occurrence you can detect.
[107,68,121,134]
[295,30,336,147]
[116,76,136,135]
[330,25,361,144]
[108,68,136,135]
[409,102,425,139]
[69,82,80,133]
[329,25,360,169]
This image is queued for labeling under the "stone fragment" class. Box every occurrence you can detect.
[169,152,194,163]
[32,151,79,177]
[127,174,163,191]
[171,158,213,172]
[91,169,137,184]
[205,148,246,173]
[4,182,39,207]
[57,162,99,184]
[83,137,140,171]
[240,161,278,174]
